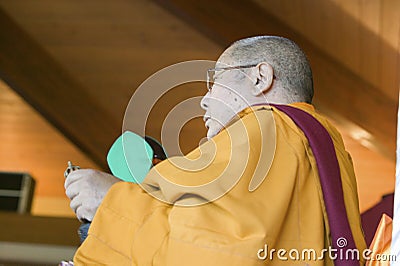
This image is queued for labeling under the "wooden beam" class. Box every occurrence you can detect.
[154,0,397,160]
[0,8,120,169]
[0,212,80,246]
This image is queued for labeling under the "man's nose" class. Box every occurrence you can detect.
[200,92,210,110]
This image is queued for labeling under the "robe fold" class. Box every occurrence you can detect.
[74,103,366,265]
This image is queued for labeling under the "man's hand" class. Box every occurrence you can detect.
[64,169,120,221]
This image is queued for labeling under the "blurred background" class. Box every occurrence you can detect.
[0,0,398,264]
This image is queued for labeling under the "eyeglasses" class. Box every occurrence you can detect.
[206,63,258,92]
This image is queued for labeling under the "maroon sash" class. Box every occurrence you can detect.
[272,104,359,265]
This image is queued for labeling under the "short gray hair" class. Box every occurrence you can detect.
[227,36,314,103]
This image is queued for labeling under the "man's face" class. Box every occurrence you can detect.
[200,54,253,139]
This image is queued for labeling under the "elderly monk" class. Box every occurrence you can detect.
[66,36,366,265]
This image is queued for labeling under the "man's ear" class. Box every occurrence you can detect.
[251,62,274,96]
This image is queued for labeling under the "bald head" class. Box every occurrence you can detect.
[223,36,314,104]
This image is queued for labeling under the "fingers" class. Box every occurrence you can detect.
[69,195,82,215]
[64,169,119,221]
[76,208,94,222]
[70,191,97,221]
[64,169,96,188]
[65,178,82,199]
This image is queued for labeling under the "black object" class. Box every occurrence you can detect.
[145,136,168,161]
[0,172,35,213]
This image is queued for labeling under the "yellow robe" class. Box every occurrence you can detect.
[74,103,366,265]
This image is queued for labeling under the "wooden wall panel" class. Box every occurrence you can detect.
[253,0,400,102]
[0,212,80,246]
[0,0,222,124]
[0,80,98,217]
[0,7,121,169]
[328,116,395,212]
[380,0,400,101]
[359,0,381,90]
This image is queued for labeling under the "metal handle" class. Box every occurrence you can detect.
[64,161,80,178]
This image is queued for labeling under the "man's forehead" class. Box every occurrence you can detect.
[215,51,236,68]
